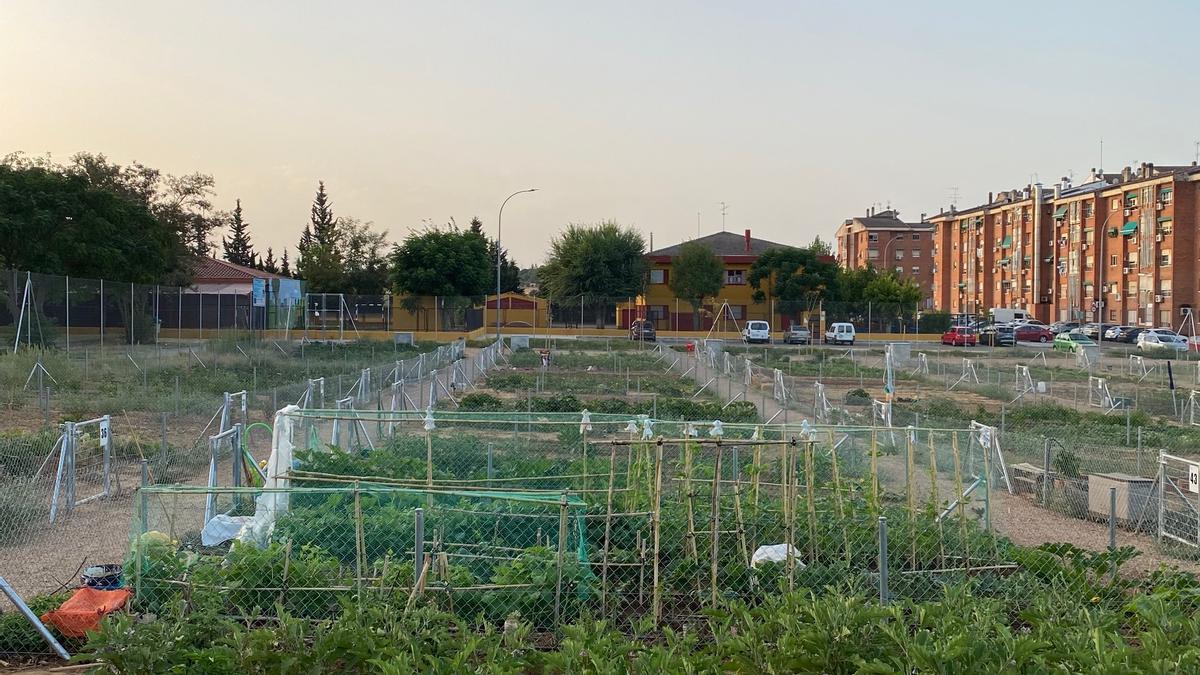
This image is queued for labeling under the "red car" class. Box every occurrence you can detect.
[1014,324,1053,343]
[941,326,977,346]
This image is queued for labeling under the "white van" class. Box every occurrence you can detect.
[741,320,772,344]
[824,322,856,345]
[989,308,1030,325]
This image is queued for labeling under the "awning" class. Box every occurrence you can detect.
[1001,235,1012,247]
[1157,216,1173,223]
[997,257,1011,264]
[1120,221,1138,235]
[1160,187,1173,195]
[1125,191,1137,198]
[1053,206,1068,218]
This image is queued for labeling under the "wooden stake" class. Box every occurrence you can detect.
[553,492,569,628]
[869,430,880,514]
[930,431,946,568]
[710,443,723,607]
[600,444,617,616]
[751,429,763,509]
[353,483,365,610]
[684,440,698,560]
[732,446,750,569]
[907,430,916,570]
[278,538,292,608]
[785,439,797,591]
[425,432,434,508]
[951,432,970,575]
[651,439,664,624]
[804,441,817,565]
[828,431,850,565]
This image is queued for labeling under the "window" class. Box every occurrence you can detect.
[894,250,904,260]
[912,233,921,240]
[1127,281,1138,297]
[1085,255,1094,270]
[1111,198,1120,211]
[1161,279,1173,296]
[1084,229,1094,244]
[725,269,745,285]
[646,305,668,321]
[1084,202,1094,218]
[911,266,920,274]
[1161,309,1172,324]
[724,305,745,320]
[911,249,920,258]
[868,233,879,243]
[1161,187,1174,204]
[649,269,667,284]
[1109,310,1117,322]
[895,266,903,275]
[867,249,879,259]
[1109,255,1118,267]
[1160,250,1171,267]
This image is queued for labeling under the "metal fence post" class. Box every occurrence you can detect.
[877,516,889,606]
[487,443,495,484]
[414,507,425,582]
[1041,438,1051,506]
[1136,427,1143,475]
[1108,486,1117,551]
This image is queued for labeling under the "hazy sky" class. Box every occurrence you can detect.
[4,1,1199,266]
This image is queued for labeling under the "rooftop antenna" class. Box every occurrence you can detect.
[948,186,960,207]
[1099,137,1103,173]
[1194,140,1199,164]
[719,202,728,232]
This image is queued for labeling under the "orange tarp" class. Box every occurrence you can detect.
[40,587,131,637]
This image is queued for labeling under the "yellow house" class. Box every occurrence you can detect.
[625,229,799,331]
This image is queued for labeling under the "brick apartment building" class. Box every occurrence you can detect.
[834,209,935,302]
[928,163,1200,326]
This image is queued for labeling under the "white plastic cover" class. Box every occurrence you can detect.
[751,543,806,569]
[237,405,297,547]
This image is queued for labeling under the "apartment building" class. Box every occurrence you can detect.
[929,163,1200,326]
[835,209,935,300]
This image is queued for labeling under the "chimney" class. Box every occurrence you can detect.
[744,229,751,253]
[1121,166,1132,182]
[988,191,993,203]
[1053,184,1061,199]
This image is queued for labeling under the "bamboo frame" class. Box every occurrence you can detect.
[651,440,664,624]
[709,443,722,607]
[601,444,617,615]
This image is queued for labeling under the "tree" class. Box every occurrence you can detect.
[468,217,519,294]
[339,217,390,294]
[539,222,645,328]
[3,151,222,282]
[262,247,278,274]
[668,241,724,329]
[808,235,833,257]
[747,247,841,316]
[389,223,490,329]
[296,182,343,292]
[280,249,292,277]
[222,199,254,266]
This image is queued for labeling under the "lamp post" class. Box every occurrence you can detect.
[496,189,537,340]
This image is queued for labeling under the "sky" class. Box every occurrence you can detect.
[3,1,1200,267]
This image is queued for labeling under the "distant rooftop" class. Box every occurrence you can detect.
[193,257,285,282]
[648,230,791,257]
[842,209,932,230]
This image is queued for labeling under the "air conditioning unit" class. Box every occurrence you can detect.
[1040,295,1050,303]
[1155,294,1164,303]
[1124,208,1133,216]
[1156,202,1164,210]
[1156,234,1163,242]
[1123,267,1131,274]
[1082,243,1090,250]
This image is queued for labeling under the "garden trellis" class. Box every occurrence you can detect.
[948,358,980,390]
[47,416,114,523]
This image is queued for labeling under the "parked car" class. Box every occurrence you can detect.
[941,326,977,346]
[979,325,1015,346]
[741,320,772,344]
[1120,327,1148,344]
[1014,324,1053,343]
[1137,328,1188,353]
[629,319,656,342]
[1049,321,1080,335]
[1103,325,1133,340]
[1082,323,1117,339]
[1053,331,1096,353]
[783,324,811,345]
[824,322,856,345]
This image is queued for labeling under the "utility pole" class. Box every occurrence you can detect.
[720,202,728,232]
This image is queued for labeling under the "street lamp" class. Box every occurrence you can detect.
[496,189,538,340]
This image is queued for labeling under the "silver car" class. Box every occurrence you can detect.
[784,325,811,345]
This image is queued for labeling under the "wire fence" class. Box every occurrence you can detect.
[0,339,500,608]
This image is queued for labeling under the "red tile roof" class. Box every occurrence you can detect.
[193,257,285,282]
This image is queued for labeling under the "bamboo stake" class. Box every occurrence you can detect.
[404,556,432,613]
[278,539,292,608]
[785,439,797,591]
[425,432,433,508]
[951,432,970,575]
[684,440,698,560]
[751,429,763,509]
[930,431,946,569]
[581,426,589,493]
[553,492,569,628]
[710,443,723,607]
[600,444,617,616]
[732,447,751,569]
[869,430,880,514]
[651,439,664,624]
[354,483,365,611]
[804,441,817,565]
[907,430,916,570]
[828,431,849,564]
[636,532,645,606]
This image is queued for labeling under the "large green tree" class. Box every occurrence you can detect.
[747,246,841,315]
[296,181,344,292]
[221,199,254,266]
[668,241,724,329]
[539,222,645,326]
[339,217,390,295]
[468,217,520,294]
[389,223,490,328]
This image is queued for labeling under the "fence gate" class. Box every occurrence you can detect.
[1158,453,1200,548]
[49,416,113,523]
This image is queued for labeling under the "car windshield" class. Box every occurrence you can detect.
[1156,329,1178,336]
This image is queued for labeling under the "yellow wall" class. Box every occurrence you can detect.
[637,259,772,330]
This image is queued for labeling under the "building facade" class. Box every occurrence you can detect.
[835,209,935,301]
[632,229,796,331]
[929,163,1200,326]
